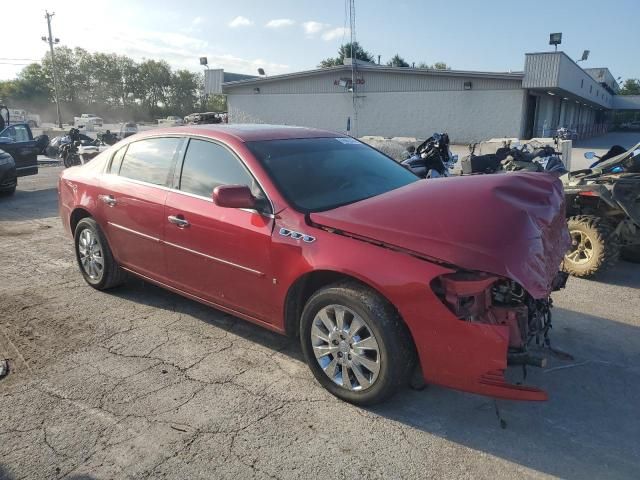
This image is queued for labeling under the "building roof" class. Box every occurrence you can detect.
[223,64,524,89]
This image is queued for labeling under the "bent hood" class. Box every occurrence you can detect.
[310,172,570,299]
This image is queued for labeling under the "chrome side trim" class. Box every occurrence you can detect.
[108,221,262,276]
[164,240,264,277]
[107,222,161,243]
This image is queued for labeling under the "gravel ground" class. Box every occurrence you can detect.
[1,166,639,480]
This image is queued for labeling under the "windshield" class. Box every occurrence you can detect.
[247,137,419,212]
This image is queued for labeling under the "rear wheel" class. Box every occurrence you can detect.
[563,215,620,277]
[621,244,640,263]
[300,281,414,405]
[74,217,127,289]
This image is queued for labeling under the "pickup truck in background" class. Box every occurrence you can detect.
[8,108,41,128]
[73,114,103,130]
[0,123,42,195]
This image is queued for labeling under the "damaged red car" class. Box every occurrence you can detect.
[58,125,570,405]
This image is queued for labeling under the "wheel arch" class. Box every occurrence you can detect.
[283,269,416,350]
[70,207,93,234]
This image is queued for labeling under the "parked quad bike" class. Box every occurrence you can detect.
[562,144,640,277]
[461,139,640,277]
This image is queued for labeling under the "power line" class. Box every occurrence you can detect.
[0,58,39,62]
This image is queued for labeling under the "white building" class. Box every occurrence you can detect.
[221,52,639,143]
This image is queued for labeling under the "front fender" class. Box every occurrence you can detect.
[273,221,546,401]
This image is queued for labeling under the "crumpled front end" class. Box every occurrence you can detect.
[310,172,572,300]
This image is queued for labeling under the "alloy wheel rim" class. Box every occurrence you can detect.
[566,230,594,265]
[78,228,104,281]
[310,304,380,391]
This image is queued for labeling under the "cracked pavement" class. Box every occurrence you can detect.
[1,166,639,479]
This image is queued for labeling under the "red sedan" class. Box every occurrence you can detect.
[58,125,569,405]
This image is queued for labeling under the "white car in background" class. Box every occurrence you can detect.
[157,115,184,127]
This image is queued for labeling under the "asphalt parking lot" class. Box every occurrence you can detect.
[1,165,639,480]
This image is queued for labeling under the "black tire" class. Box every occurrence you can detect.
[563,215,620,277]
[300,281,414,406]
[0,185,16,196]
[74,217,127,290]
[63,153,79,168]
[621,244,640,264]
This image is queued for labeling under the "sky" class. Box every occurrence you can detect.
[2,0,639,82]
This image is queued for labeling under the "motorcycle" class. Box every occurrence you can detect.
[60,128,109,168]
[562,144,640,276]
[401,133,458,178]
[461,139,567,176]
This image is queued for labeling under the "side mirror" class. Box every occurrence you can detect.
[213,185,256,209]
[584,151,596,160]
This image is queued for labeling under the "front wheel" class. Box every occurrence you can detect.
[300,282,414,405]
[563,215,620,277]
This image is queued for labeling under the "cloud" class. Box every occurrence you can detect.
[322,27,349,41]
[302,21,328,35]
[265,18,295,28]
[192,16,204,25]
[228,16,254,28]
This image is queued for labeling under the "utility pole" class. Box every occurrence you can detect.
[43,11,63,128]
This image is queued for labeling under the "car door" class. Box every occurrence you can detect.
[163,138,277,322]
[99,136,183,282]
[0,124,38,176]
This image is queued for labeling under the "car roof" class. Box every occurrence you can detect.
[139,124,346,142]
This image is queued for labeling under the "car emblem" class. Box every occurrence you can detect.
[279,227,315,243]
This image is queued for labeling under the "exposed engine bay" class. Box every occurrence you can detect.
[432,271,569,369]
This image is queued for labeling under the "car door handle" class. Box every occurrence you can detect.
[168,215,190,228]
[98,194,117,206]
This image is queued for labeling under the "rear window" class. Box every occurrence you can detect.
[118,137,180,186]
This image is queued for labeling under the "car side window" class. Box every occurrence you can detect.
[13,125,29,142]
[109,146,126,173]
[2,126,16,141]
[119,137,180,186]
[179,139,271,212]
[180,139,249,195]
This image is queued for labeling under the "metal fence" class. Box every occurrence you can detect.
[536,123,610,140]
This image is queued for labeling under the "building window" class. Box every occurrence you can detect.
[581,79,584,88]
[590,85,592,93]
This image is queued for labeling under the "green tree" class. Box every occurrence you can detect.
[386,54,409,67]
[319,42,374,68]
[417,61,450,70]
[41,46,83,103]
[137,59,172,114]
[168,70,199,115]
[619,79,640,95]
